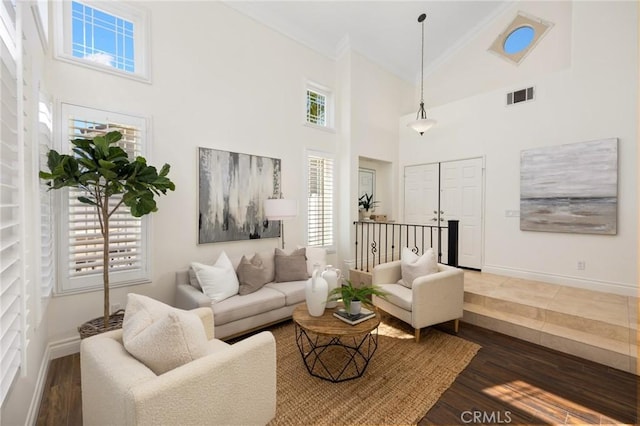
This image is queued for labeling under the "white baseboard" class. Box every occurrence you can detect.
[25,336,81,426]
[49,335,82,360]
[25,345,51,426]
[482,264,637,297]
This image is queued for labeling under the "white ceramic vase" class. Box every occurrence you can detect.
[321,265,341,309]
[305,264,328,317]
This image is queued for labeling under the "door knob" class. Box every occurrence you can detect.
[440,210,444,215]
[431,218,437,222]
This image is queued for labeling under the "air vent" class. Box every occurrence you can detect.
[507,86,534,105]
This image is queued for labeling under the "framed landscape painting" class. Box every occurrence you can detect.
[198,147,281,243]
[520,138,618,235]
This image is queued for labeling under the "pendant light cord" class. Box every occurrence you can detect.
[420,18,424,103]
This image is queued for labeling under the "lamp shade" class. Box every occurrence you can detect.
[264,199,298,220]
[407,118,437,134]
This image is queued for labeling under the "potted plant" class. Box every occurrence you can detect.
[358,193,379,220]
[328,279,387,315]
[39,130,175,336]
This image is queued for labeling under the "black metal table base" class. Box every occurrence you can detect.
[294,323,378,382]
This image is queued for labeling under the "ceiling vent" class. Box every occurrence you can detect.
[507,86,534,106]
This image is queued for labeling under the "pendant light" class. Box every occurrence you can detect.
[407,13,437,135]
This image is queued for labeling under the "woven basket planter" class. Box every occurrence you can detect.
[78,309,125,339]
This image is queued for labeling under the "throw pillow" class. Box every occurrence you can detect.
[274,247,308,282]
[122,294,209,375]
[237,254,271,295]
[300,246,327,277]
[191,251,239,302]
[255,249,276,283]
[400,247,439,288]
[188,267,202,291]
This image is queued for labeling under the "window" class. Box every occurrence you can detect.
[55,1,149,81]
[305,82,334,130]
[306,152,334,248]
[58,103,150,294]
[488,12,553,65]
[0,12,23,404]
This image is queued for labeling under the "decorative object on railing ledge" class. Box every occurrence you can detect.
[352,220,459,272]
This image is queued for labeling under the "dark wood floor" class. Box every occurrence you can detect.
[37,322,638,426]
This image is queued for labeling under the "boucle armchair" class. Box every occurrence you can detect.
[81,307,276,426]
[372,260,464,343]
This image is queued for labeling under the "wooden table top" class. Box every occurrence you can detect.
[292,303,381,337]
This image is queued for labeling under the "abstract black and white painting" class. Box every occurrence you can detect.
[520,138,618,235]
[198,147,281,243]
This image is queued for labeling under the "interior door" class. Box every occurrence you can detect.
[404,164,438,225]
[440,158,483,269]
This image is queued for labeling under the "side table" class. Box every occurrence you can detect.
[292,304,380,382]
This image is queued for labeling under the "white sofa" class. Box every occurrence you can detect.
[81,307,277,426]
[175,249,321,340]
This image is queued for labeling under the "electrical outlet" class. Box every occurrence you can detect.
[110,303,122,313]
[577,261,586,270]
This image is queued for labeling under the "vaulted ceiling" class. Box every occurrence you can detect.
[224,1,511,84]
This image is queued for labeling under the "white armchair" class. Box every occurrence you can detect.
[372,260,464,343]
[81,307,276,426]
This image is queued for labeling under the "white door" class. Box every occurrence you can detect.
[404,164,439,225]
[404,158,483,269]
[440,158,483,269]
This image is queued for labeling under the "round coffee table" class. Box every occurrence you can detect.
[292,304,380,382]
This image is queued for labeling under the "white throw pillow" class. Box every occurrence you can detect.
[191,252,239,302]
[400,247,439,288]
[122,294,209,375]
[300,246,327,276]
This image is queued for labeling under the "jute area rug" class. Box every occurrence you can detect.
[267,317,480,425]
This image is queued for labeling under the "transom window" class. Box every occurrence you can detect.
[56,1,150,81]
[71,1,135,72]
[305,82,334,130]
[307,89,326,126]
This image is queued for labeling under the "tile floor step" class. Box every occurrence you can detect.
[464,291,630,343]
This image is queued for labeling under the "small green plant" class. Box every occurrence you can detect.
[358,193,379,211]
[328,279,388,313]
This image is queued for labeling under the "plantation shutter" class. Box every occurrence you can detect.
[59,104,149,293]
[307,153,334,247]
[0,17,23,404]
[38,97,54,314]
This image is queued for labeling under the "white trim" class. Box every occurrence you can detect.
[49,335,82,360]
[482,264,638,297]
[25,344,51,426]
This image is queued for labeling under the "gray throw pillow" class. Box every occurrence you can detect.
[274,247,308,282]
[237,255,270,295]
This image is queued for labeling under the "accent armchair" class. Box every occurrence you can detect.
[372,260,464,342]
[81,307,277,426]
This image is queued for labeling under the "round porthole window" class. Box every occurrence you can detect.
[503,26,535,54]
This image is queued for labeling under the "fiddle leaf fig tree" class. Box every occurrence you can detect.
[39,131,175,329]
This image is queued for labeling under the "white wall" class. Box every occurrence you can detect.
[399,1,638,295]
[336,50,414,267]
[43,1,342,345]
